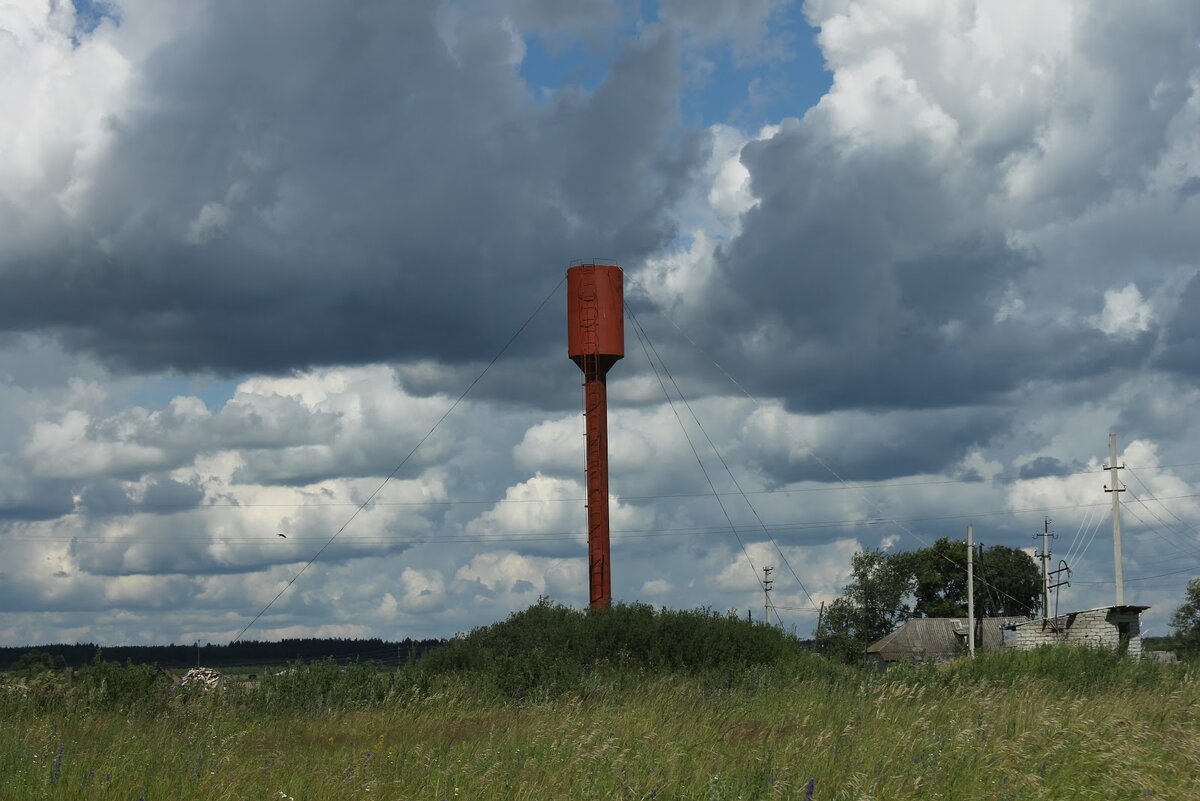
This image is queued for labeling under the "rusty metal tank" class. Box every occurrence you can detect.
[567,263,624,370]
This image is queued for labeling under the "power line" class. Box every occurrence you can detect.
[1126,466,1200,539]
[1121,497,1200,562]
[1069,505,1109,566]
[1073,563,1200,585]
[1070,503,1099,565]
[229,275,566,643]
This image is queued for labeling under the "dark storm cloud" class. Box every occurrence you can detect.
[680,126,1040,412]
[1017,457,1070,480]
[0,473,76,522]
[740,406,1013,483]
[0,3,706,376]
[1158,272,1200,381]
[76,476,204,517]
[1179,177,1200,203]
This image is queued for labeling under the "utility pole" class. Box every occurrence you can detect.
[1034,518,1056,619]
[816,600,825,640]
[1105,432,1125,606]
[967,525,975,658]
[762,566,774,626]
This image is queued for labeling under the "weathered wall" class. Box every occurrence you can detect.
[1006,608,1142,657]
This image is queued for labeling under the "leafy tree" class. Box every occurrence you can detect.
[1170,578,1200,654]
[820,550,913,663]
[974,544,1041,618]
[895,537,970,618]
[897,539,1041,619]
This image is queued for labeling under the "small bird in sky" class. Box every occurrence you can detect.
[277,532,287,538]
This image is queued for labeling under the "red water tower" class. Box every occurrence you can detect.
[566,263,624,609]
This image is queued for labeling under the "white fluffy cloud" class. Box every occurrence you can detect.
[1091,284,1154,340]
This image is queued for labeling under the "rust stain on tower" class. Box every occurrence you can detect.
[566,263,624,609]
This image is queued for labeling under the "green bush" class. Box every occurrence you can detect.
[72,655,174,712]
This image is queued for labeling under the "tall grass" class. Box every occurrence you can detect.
[3,608,1199,799]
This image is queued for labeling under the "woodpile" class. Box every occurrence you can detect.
[180,667,223,689]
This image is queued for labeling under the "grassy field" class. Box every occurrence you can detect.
[3,605,1198,800]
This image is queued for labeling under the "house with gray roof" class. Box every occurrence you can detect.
[865,617,1028,672]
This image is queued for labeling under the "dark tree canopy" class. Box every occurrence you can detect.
[895,537,970,618]
[975,544,1042,618]
[897,538,1041,619]
[1171,578,1200,653]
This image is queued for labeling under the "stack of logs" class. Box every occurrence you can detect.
[180,667,223,689]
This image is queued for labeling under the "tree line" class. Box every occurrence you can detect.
[0,636,446,672]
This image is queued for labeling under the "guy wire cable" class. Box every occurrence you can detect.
[626,302,819,613]
[625,304,785,627]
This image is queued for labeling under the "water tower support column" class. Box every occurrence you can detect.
[583,356,612,607]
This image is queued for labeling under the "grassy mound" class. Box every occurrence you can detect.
[416,598,838,698]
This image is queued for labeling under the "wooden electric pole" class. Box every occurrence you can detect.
[967,525,975,658]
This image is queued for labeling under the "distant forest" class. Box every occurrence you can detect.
[0,637,447,671]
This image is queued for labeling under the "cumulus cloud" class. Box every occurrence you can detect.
[655,0,1200,414]
[3,0,1200,645]
[1091,284,1153,340]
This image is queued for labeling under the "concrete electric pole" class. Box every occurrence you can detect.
[1105,432,1125,606]
[762,566,774,626]
[1035,518,1055,619]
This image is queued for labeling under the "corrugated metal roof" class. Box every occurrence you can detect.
[866,617,1027,659]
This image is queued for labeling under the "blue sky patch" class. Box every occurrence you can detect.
[71,0,118,44]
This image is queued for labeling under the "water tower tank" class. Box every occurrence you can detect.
[567,264,624,369]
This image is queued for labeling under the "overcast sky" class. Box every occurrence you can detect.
[2,0,1199,646]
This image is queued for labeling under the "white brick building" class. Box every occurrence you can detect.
[1002,605,1148,656]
